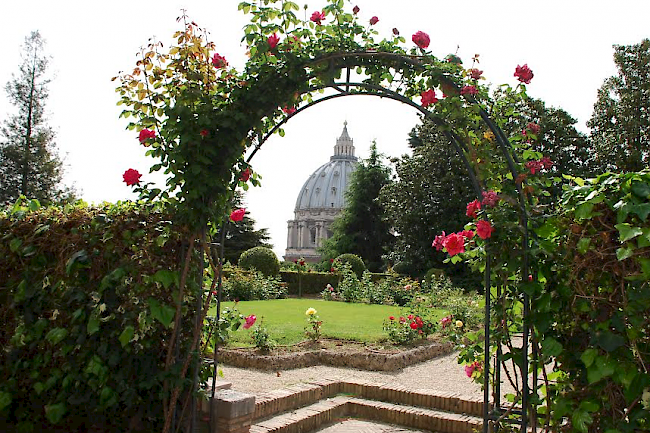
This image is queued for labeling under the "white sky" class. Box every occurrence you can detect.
[1,0,649,259]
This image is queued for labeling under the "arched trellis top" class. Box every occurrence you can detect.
[242,50,533,433]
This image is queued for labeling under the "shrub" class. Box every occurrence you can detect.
[239,246,280,276]
[250,320,275,352]
[334,253,366,278]
[0,200,199,431]
[337,263,364,303]
[382,313,436,345]
[280,270,338,295]
[304,307,322,342]
[221,267,286,301]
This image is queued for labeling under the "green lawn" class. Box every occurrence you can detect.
[208,298,447,347]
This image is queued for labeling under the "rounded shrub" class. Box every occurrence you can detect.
[238,246,280,276]
[334,253,366,278]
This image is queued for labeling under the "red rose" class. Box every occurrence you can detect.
[230,208,246,222]
[123,168,142,186]
[420,89,438,107]
[330,267,335,273]
[411,31,430,49]
[283,106,297,115]
[240,168,251,182]
[212,53,228,69]
[460,230,475,240]
[443,232,465,256]
[138,129,155,144]
[408,314,414,320]
[481,190,500,208]
[310,11,325,25]
[389,316,395,321]
[468,68,483,80]
[476,220,494,239]
[369,16,379,25]
[399,316,406,323]
[200,129,209,137]
[528,275,533,282]
[466,199,481,218]
[460,85,478,96]
[525,160,543,174]
[514,64,534,84]
[352,5,360,14]
[432,231,446,251]
[267,33,280,49]
[526,122,540,134]
[392,28,399,36]
[410,322,418,329]
[540,156,553,169]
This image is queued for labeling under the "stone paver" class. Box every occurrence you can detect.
[314,418,429,433]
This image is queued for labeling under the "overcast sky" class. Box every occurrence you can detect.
[2,0,649,259]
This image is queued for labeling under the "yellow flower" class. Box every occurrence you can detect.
[306,308,317,316]
[455,320,464,328]
[483,131,495,143]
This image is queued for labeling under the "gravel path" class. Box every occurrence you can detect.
[220,350,485,399]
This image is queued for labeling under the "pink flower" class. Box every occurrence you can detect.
[399,316,406,323]
[267,33,280,49]
[440,316,452,328]
[138,129,155,144]
[310,11,325,25]
[230,208,246,222]
[466,199,481,219]
[408,314,414,320]
[412,31,430,49]
[420,89,438,107]
[476,220,494,240]
[240,168,251,182]
[465,361,482,378]
[432,231,446,251]
[481,191,500,208]
[468,68,483,80]
[243,315,257,329]
[123,168,142,186]
[212,53,228,69]
[443,232,465,256]
[514,64,534,84]
[352,5,360,14]
[369,16,379,25]
[460,230,475,240]
[460,85,478,96]
[528,275,533,282]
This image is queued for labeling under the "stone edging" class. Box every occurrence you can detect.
[215,340,454,371]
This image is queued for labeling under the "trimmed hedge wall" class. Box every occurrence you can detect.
[0,201,200,431]
[279,271,392,295]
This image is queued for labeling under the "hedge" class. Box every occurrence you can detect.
[0,200,201,431]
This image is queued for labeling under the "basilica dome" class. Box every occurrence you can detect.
[284,122,358,262]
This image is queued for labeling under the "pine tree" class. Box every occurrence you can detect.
[320,141,394,272]
[0,31,72,204]
[588,39,650,172]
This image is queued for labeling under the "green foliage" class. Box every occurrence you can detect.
[238,246,280,276]
[333,253,366,278]
[250,320,276,352]
[280,270,338,295]
[0,200,199,431]
[0,32,74,204]
[321,142,394,271]
[221,267,286,301]
[589,39,650,172]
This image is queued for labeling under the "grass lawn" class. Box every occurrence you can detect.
[208,298,447,347]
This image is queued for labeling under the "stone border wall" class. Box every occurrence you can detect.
[216,341,454,371]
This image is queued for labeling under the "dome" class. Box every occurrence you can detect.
[295,122,358,211]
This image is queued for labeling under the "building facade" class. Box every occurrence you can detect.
[284,122,358,263]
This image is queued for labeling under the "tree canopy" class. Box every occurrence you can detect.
[0,31,73,204]
[588,38,650,172]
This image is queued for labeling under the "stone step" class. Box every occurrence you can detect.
[250,396,483,433]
